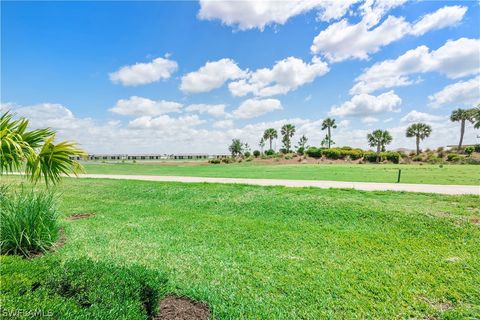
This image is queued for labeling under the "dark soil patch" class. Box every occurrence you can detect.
[65,213,95,221]
[28,228,66,259]
[155,295,209,320]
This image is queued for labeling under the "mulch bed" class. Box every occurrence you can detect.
[65,213,95,221]
[155,296,210,320]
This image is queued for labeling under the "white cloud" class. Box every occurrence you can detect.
[400,110,445,123]
[232,98,282,119]
[213,119,234,129]
[384,117,393,123]
[311,15,410,62]
[128,114,205,129]
[411,5,467,36]
[228,56,329,97]
[185,104,226,117]
[351,38,480,94]
[311,5,467,62]
[198,0,359,31]
[428,76,480,108]
[329,91,402,117]
[180,58,246,94]
[109,57,178,86]
[109,96,182,117]
[362,116,379,124]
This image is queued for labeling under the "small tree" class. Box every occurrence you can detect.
[472,105,480,129]
[321,118,337,149]
[406,123,432,155]
[258,138,265,154]
[321,134,335,148]
[281,124,296,153]
[367,129,392,163]
[465,146,474,156]
[296,135,308,154]
[228,139,243,157]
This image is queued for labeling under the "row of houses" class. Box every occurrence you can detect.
[70,153,230,161]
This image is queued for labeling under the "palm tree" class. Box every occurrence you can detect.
[472,105,480,129]
[281,124,296,153]
[1,111,85,185]
[450,108,474,150]
[263,128,278,151]
[406,123,432,155]
[367,129,392,163]
[321,118,337,149]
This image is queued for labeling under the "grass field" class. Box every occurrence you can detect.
[82,162,480,185]
[1,177,479,319]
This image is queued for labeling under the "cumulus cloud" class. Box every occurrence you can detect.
[311,5,467,62]
[180,58,246,94]
[228,56,329,97]
[362,116,379,124]
[128,114,205,129]
[400,110,446,123]
[185,104,227,117]
[109,57,178,86]
[428,76,480,108]
[329,91,402,117]
[213,119,234,129]
[350,38,480,94]
[232,98,282,119]
[109,96,182,117]
[410,5,467,36]
[198,0,359,31]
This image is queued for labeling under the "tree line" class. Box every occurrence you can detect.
[228,106,480,160]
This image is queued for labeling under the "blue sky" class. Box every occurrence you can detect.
[1,0,479,153]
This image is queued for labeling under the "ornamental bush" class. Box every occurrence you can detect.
[306,147,322,158]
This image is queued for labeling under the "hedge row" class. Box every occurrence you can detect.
[306,147,400,163]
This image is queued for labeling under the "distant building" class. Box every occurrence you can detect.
[70,153,229,161]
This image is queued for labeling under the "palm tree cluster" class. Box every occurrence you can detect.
[1,111,86,185]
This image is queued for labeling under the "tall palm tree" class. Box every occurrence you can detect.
[367,129,392,163]
[450,108,474,150]
[1,111,85,185]
[321,118,337,149]
[406,123,432,155]
[263,128,278,151]
[281,124,296,153]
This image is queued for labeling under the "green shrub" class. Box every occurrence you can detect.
[322,148,342,159]
[427,154,443,164]
[244,151,251,158]
[285,155,292,160]
[0,188,59,257]
[447,153,464,162]
[253,150,261,157]
[464,146,474,156]
[296,146,305,155]
[0,256,168,319]
[412,155,423,162]
[474,144,480,153]
[245,157,253,162]
[364,151,378,163]
[306,147,322,158]
[383,151,401,164]
[221,157,235,164]
[265,149,275,156]
[208,158,221,164]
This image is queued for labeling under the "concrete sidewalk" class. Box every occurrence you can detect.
[76,174,480,195]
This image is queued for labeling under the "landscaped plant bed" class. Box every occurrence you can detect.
[64,213,95,221]
[155,296,210,320]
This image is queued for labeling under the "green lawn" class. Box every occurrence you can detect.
[1,177,479,319]
[82,162,480,185]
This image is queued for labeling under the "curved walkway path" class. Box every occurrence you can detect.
[77,174,479,195]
